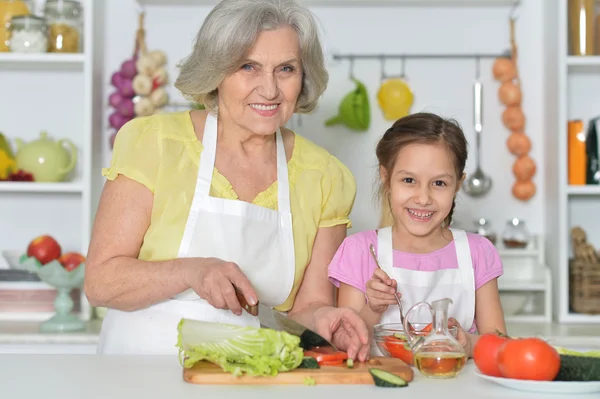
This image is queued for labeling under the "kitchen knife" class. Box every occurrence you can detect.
[235,288,337,350]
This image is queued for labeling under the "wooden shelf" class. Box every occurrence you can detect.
[138,0,519,6]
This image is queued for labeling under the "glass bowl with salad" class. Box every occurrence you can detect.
[373,323,458,366]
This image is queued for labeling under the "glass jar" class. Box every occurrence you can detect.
[0,0,32,52]
[44,0,82,53]
[9,15,47,53]
[502,218,530,249]
[473,218,497,245]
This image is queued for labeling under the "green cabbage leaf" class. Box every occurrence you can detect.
[176,318,304,377]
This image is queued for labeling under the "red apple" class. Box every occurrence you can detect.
[58,252,85,272]
[27,235,62,265]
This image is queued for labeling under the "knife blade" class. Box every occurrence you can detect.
[235,287,337,350]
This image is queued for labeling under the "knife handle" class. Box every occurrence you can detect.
[234,286,259,316]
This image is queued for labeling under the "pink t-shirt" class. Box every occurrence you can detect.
[328,230,503,332]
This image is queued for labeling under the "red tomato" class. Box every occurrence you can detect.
[497,338,561,381]
[473,333,510,377]
[383,335,414,365]
[304,347,348,366]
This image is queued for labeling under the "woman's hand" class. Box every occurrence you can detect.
[448,317,473,358]
[184,257,258,316]
[312,306,371,362]
[365,268,400,314]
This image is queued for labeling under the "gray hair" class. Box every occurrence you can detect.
[174,0,329,114]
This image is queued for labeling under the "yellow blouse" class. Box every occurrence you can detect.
[102,111,357,311]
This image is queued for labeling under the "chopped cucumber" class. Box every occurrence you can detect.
[368,368,409,388]
[299,356,320,369]
[347,359,354,368]
[392,333,407,340]
[303,376,316,386]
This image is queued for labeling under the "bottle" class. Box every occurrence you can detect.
[568,0,595,56]
[568,120,587,185]
[403,298,467,379]
[44,0,83,53]
[0,0,32,52]
[585,118,599,185]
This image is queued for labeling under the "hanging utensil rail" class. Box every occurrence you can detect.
[332,53,505,61]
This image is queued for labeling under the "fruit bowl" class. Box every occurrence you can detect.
[1,250,24,269]
[373,322,458,365]
[19,254,86,333]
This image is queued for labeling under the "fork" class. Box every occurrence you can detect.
[369,243,406,327]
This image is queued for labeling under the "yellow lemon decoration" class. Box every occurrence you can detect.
[0,149,16,180]
[377,78,414,120]
[0,133,16,179]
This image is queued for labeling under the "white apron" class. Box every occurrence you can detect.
[97,112,296,354]
[372,226,475,356]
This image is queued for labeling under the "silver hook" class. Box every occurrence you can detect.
[400,56,406,79]
[509,0,520,21]
[380,55,386,81]
[348,56,355,80]
[135,0,146,13]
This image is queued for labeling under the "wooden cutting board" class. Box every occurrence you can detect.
[183,356,413,385]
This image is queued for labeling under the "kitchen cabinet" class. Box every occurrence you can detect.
[0,0,104,321]
[547,0,600,324]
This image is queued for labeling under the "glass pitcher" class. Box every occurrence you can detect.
[402,298,467,379]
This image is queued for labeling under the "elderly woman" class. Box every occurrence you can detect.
[85,0,370,360]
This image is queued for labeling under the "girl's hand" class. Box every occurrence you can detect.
[448,317,473,357]
[365,268,401,314]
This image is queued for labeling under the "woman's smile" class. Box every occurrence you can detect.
[249,103,280,117]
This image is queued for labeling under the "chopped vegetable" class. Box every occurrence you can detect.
[304,346,348,366]
[176,318,304,377]
[347,358,354,368]
[299,356,320,369]
[369,368,409,387]
[303,376,316,386]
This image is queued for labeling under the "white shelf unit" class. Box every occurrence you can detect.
[0,0,104,322]
[553,0,600,324]
[496,236,553,323]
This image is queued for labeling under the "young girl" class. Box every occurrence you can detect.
[328,112,506,358]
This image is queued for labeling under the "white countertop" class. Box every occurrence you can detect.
[1,354,598,399]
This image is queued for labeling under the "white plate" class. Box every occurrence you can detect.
[474,370,600,394]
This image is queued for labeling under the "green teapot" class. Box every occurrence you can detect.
[325,77,370,132]
[15,131,77,182]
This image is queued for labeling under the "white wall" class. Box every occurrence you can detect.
[100,0,546,238]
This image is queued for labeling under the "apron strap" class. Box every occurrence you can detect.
[376,226,395,276]
[275,129,291,215]
[449,228,476,329]
[195,112,218,198]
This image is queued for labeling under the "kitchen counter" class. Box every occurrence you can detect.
[1,354,599,399]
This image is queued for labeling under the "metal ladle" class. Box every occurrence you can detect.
[463,58,492,197]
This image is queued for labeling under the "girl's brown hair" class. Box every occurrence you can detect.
[376,112,468,228]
